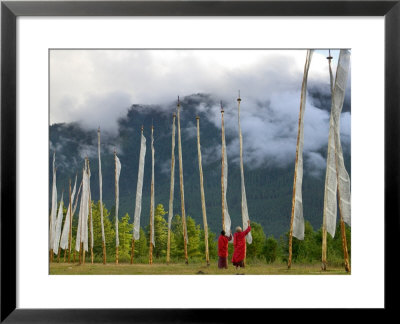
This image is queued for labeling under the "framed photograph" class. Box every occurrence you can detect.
[1,0,398,321]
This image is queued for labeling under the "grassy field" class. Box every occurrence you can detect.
[49,261,350,275]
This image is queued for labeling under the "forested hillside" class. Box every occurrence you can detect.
[49,92,350,238]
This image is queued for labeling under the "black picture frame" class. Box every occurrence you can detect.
[1,0,398,322]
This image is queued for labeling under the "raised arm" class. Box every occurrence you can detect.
[243,221,251,235]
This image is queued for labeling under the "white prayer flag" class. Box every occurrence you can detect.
[53,193,64,254]
[49,152,57,251]
[98,129,105,244]
[168,116,176,230]
[115,154,121,247]
[221,112,232,237]
[75,161,90,252]
[292,49,313,240]
[60,175,77,250]
[133,132,146,241]
[150,129,155,247]
[238,98,252,244]
[324,49,352,236]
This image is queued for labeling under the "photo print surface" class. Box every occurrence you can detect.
[49,49,351,275]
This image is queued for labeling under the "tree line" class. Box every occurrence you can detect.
[58,202,351,266]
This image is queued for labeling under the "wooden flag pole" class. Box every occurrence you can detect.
[131,126,144,264]
[288,51,312,269]
[66,178,72,262]
[79,242,83,265]
[89,191,94,264]
[130,239,135,264]
[321,51,334,271]
[221,104,226,233]
[167,113,176,265]
[149,125,154,265]
[98,127,107,265]
[288,79,305,270]
[88,161,94,264]
[55,189,64,263]
[333,120,351,273]
[196,116,210,266]
[333,128,350,272]
[237,92,247,267]
[339,212,350,272]
[177,97,189,264]
[115,150,119,265]
[61,180,72,262]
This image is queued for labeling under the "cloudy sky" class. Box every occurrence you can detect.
[50,49,350,174]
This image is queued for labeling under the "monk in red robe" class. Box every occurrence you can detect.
[218,230,232,269]
[232,220,251,269]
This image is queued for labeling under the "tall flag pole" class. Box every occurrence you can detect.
[71,176,82,264]
[322,50,334,271]
[61,176,76,262]
[177,96,189,264]
[49,152,57,262]
[167,113,176,264]
[72,178,83,216]
[114,150,121,264]
[98,127,106,264]
[196,116,210,266]
[332,50,352,272]
[131,126,146,264]
[221,102,232,237]
[63,178,72,262]
[75,162,85,264]
[75,158,90,265]
[237,91,252,245]
[54,192,64,262]
[149,125,155,265]
[83,158,90,265]
[288,49,313,269]
[88,160,94,264]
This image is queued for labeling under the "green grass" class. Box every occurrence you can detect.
[49,261,350,275]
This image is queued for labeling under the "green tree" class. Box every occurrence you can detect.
[292,221,320,263]
[153,204,168,258]
[133,227,148,262]
[129,227,149,263]
[170,214,184,259]
[246,222,266,259]
[91,201,115,261]
[199,229,218,260]
[186,216,201,258]
[330,222,351,266]
[117,213,133,261]
[263,235,278,263]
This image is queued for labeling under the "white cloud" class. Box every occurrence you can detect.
[50,49,351,169]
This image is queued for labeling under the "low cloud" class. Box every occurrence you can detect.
[50,49,351,171]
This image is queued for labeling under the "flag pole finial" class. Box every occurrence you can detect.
[237,90,242,102]
[220,101,224,113]
[177,96,180,107]
[327,49,333,60]
[141,125,144,132]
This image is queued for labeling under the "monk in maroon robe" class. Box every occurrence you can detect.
[232,220,251,268]
[218,230,232,269]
